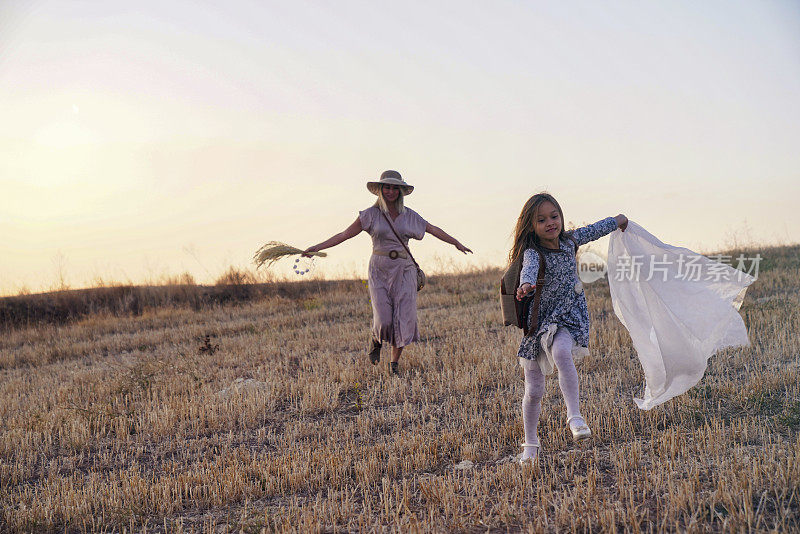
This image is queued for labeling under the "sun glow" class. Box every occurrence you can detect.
[33,120,98,148]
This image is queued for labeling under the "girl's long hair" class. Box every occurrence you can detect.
[374,188,406,215]
[508,192,566,265]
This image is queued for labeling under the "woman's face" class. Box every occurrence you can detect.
[382,184,401,203]
[532,201,562,241]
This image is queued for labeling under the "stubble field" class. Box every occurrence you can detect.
[1,245,798,532]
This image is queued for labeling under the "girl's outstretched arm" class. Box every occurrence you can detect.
[572,214,628,246]
[425,223,472,254]
[304,217,363,256]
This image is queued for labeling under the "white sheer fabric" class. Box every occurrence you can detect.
[607,222,755,410]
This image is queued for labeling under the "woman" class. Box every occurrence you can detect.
[304,170,472,374]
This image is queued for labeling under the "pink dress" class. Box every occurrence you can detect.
[359,206,428,347]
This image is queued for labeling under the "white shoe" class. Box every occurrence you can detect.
[518,441,540,465]
[567,415,592,442]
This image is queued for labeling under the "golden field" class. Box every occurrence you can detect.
[1,245,798,532]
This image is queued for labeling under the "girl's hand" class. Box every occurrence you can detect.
[615,214,628,232]
[455,242,473,254]
[516,283,535,301]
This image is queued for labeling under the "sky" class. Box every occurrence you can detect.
[1,0,799,295]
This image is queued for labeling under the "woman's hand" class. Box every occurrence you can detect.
[516,283,535,301]
[455,242,473,254]
[425,223,472,254]
[615,214,628,232]
[301,245,319,258]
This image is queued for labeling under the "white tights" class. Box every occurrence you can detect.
[522,328,583,449]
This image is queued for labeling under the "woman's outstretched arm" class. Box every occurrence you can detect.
[425,223,472,254]
[304,217,363,255]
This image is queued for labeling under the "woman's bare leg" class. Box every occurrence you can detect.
[391,346,403,363]
[388,346,404,375]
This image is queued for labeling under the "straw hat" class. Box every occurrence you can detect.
[367,170,414,196]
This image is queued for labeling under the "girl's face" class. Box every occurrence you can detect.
[382,184,400,203]
[532,201,562,241]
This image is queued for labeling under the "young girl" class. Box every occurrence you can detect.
[510,193,627,463]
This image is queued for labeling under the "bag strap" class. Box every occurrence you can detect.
[380,210,421,270]
[524,249,546,337]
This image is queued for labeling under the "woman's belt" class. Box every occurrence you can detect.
[372,250,409,259]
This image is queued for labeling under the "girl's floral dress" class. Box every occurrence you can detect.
[517,217,619,363]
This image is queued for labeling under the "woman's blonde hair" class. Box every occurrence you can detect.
[374,186,406,214]
[508,192,566,265]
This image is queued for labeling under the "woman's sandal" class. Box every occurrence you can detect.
[519,441,540,465]
[368,339,381,365]
[567,415,592,442]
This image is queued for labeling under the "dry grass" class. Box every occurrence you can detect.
[0,278,357,332]
[253,242,327,270]
[0,246,798,532]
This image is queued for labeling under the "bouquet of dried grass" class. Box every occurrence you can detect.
[253,241,327,269]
